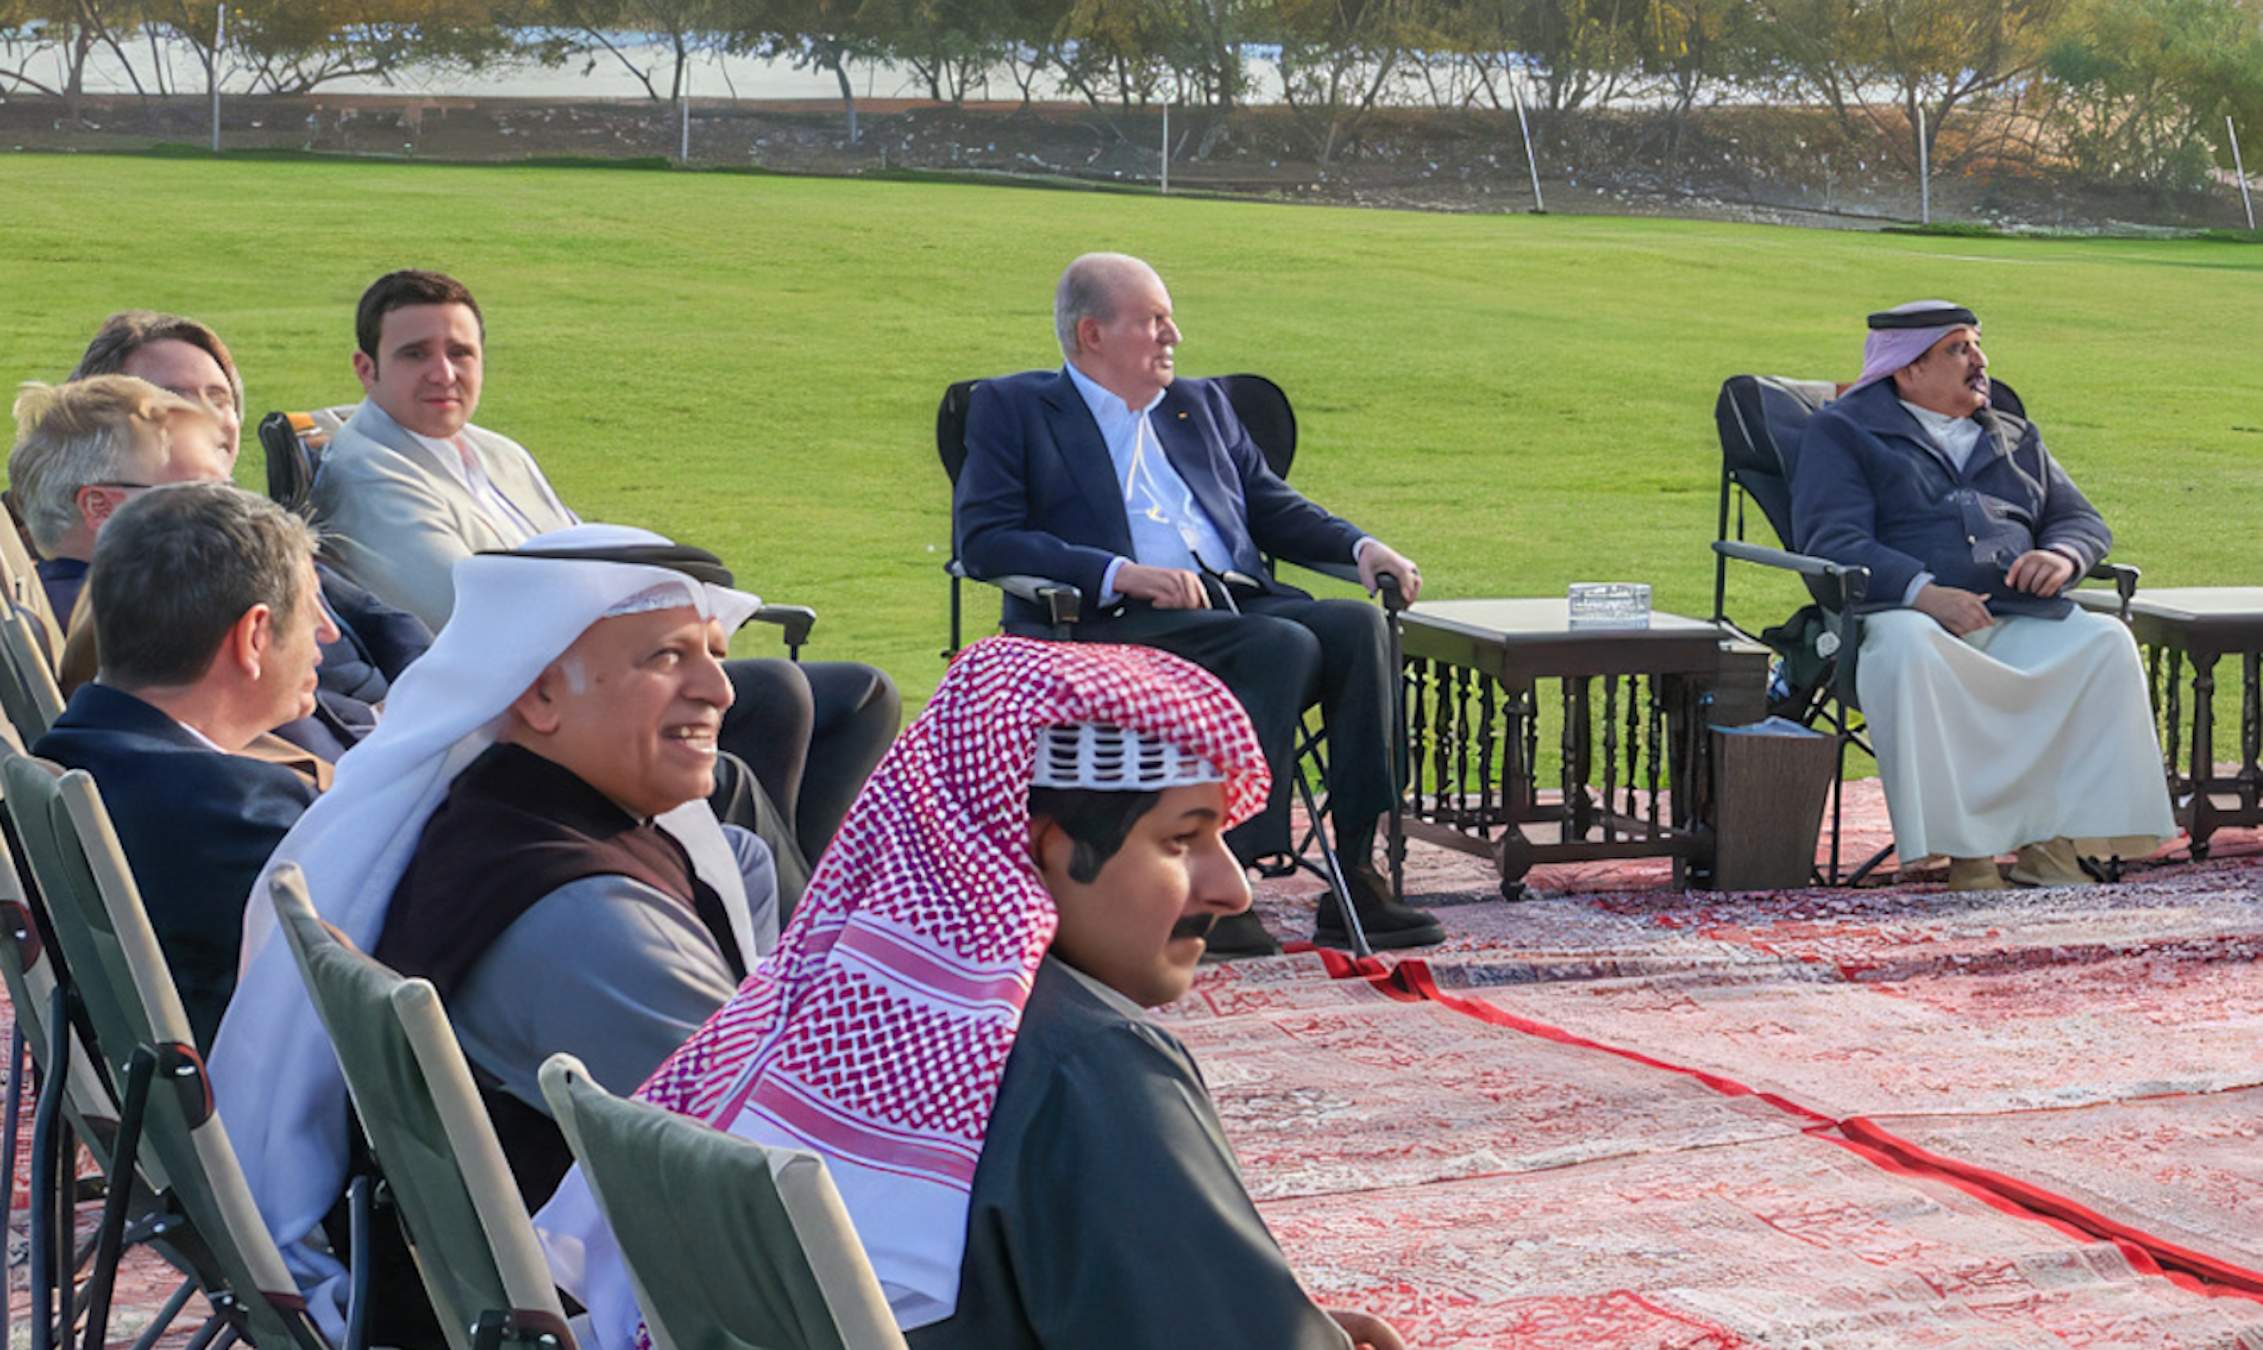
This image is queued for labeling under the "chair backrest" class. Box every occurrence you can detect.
[1713,374,2026,608]
[539,1054,906,1350]
[259,406,353,519]
[0,510,66,658]
[0,754,326,1346]
[1217,373,1297,480]
[0,799,127,1159]
[269,868,573,1350]
[0,607,66,739]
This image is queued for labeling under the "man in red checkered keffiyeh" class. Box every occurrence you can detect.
[536,635,1404,1350]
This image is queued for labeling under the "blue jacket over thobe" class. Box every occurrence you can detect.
[1791,379,2111,620]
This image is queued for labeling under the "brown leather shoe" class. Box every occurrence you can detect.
[2008,837,2095,887]
[1946,857,2009,891]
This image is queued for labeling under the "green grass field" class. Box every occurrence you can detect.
[5,152,2261,722]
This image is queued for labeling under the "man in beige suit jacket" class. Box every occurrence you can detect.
[313,270,899,868]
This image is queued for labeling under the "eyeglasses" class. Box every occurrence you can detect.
[84,481,158,493]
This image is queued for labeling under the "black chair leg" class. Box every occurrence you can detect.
[127,1279,199,1350]
[30,986,69,1350]
[343,1173,375,1350]
[80,1046,157,1350]
[2,1026,22,1350]
[1297,768,1373,959]
[1845,841,1897,887]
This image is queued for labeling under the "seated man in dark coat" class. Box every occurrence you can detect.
[1792,300,2174,888]
[954,252,1438,956]
[34,481,337,1049]
[212,525,777,1336]
[64,309,433,719]
[540,638,1407,1350]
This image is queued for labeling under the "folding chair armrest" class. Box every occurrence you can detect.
[751,604,817,652]
[1299,559,1364,587]
[2086,561,2139,619]
[945,561,1082,629]
[1713,541,1872,608]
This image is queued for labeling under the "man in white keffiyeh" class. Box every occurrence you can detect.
[537,635,1406,1350]
[210,523,777,1337]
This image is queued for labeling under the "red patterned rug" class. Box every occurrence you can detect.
[10,799,2262,1345]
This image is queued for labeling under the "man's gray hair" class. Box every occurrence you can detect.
[8,376,201,554]
[91,481,319,691]
[1053,252,1153,359]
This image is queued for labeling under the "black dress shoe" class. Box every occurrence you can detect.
[1313,865,1446,951]
[1201,910,1283,961]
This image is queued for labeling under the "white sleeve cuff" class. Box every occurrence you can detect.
[1100,556,1129,608]
[1353,536,1376,565]
[1901,570,1935,607]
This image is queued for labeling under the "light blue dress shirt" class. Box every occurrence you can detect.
[1063,362,1239,604]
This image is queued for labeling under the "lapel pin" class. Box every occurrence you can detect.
[1177,410,1189,420]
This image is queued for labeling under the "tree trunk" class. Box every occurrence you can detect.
[829,49,859,144]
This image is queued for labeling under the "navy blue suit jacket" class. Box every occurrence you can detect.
[956,370,1366,627]
[1792,380,2111,620]
[34,683,317,1051]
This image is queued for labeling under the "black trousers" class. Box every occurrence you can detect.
[719,658,901,864]
[1082,590,1393,867]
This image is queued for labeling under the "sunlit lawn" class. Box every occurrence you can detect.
[6,152,2259,746]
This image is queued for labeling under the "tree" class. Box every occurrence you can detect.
[2041,0,2263,187]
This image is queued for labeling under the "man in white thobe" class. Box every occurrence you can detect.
[1792,300,2174,888]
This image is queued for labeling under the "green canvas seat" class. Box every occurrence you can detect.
[0,606,64,740]
[269,865,576,1350]
[539,1053,906,1350]
[1,752,329,1348]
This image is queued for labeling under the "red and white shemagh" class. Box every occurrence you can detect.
[638,635,1268,1327]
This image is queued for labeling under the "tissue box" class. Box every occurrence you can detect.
[1568,582,1651,630]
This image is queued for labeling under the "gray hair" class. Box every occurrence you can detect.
[1053,252,1155,359]
[91,481,319,691]
[8,376,200,554]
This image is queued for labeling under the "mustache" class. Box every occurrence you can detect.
[1170,914,1218,941]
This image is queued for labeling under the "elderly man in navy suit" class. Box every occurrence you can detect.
[36,482,337,1049]
[955,252,1441,956]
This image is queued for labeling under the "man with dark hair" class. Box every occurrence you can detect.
[540,638,1406,1350]
[955,251,1440,956]
[62,310,433,719]
[1794,300,2174,887]
[34,481,338,1048]
[67,310,247,473]
[314,267,898,866]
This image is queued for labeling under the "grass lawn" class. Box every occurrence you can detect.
[5,153,2260,749]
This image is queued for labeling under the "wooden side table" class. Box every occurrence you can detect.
[2074,586,2263,857]
[1395,599,1769,897]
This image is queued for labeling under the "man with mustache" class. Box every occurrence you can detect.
[538,636,1404,1350]
[214,525,778,1337]
[1792,300,2174,888]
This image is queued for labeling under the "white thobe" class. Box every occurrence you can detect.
[1858,606,2176,861]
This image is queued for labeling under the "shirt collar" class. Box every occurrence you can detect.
[1063,360,1164,423]
[1047,953,1149,1019]
[1897,398,1974,441]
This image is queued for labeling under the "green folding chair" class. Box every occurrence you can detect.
[269,865,577,1350]
[538,1053,907,1350]
[2,752,333,1348]
[0,606,65,740]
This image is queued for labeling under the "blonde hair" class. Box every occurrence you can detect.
[8,376,209,553]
